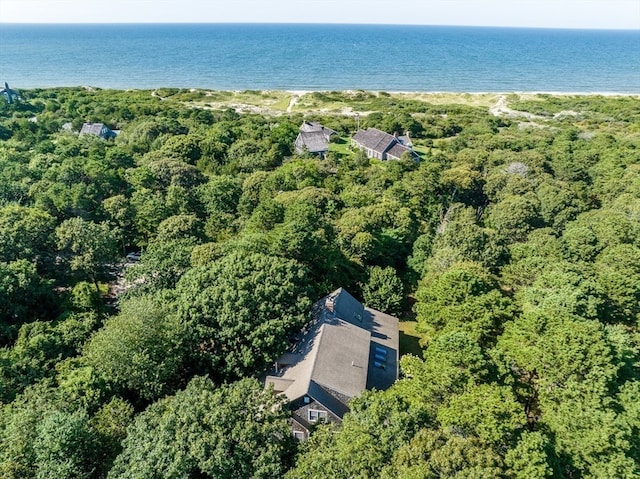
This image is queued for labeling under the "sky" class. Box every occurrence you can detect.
[0,0,639,29]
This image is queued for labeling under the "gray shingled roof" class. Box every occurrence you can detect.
[300,120,336,138]
[295,131,329,154]
[353,127,419,161]
[307,381,350,418]
[385,142,413,160]
[352,128,396,154]
[79,122,116,139]
[265,288,399,415]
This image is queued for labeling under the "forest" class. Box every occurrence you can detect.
[0,87,639,478]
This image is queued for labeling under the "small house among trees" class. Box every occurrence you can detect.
[352,127,419,161]
[294,121,336,157]
[79,122,117,140]
[265,288,399,440]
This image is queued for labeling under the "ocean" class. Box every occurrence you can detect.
[1,23,638,92]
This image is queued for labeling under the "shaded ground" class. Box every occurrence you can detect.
[399,320,424,359]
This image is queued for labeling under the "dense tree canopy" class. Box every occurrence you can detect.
[175,250,312,380]
[0,88,638,478]
[109,377,294,479]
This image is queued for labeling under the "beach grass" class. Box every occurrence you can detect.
[180,90,519,116]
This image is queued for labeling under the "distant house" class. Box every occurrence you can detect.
[79,122,117,140]
[294,121,337,157]
[352,127,419,161]
[264,288,399,440]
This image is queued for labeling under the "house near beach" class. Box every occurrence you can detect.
[352,127,419,161]
[294,121,336,157]
[264,288,399,440]
[79,122,118,140]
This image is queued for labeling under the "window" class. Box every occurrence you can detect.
[374,361,386,370]
[374,346,387,368]
[293,430,305,441]
[375,346,387,356]
[308,409,328,423]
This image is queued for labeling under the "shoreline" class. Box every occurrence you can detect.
[30,87,640,96]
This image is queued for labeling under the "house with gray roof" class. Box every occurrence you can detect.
[352,127,419,161]
[79,122,117,140]
[294,121,337,158]
[265,288,399,440]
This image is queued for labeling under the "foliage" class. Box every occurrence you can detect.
[82,295,183,401]
[55,217,118,289]
[1,89,639,478]
[109,377,295,479]
[361,265,405,315]
[175,251,313,380]
[0,260,57,341]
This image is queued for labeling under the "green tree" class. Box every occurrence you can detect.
[102,194,136,255]
[0,260,57,341]
[485,192,542,244]
[380,428,505,479]
[595,244,640,325]
[0,312,98,402]
[175,251,312,380]
[82,296,183,401]
[428,205,506,272]
[287,388,424,479]
[399,331,489,414]
[361,266,405,316]
[504,431,553,479]
[55,217,118,291]
[0,204,55,268]
[437,383,526,448]
[109,377,294,479]
[415,262,512,345]
[33,409,99,479]
[91,397,135,477]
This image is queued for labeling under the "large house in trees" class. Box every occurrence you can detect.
[294,121,336,157]
[352,127,419,161]
[264,288,399,440]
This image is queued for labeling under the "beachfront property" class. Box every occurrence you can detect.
[294,120,337,157]
[79,122,118,140]
[264,288,399,440]
[352,127,419,161]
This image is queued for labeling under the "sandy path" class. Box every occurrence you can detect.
[287,94,299,113]
[489,95,543,120]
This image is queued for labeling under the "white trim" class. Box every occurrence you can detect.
[308,409,328,423]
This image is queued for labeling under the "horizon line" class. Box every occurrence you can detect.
[1,21,639,31]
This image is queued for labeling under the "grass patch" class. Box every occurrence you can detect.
[328,137,352,156]
[399,320,424,359]
[412,143,431,157]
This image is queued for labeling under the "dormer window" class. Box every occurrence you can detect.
[308,409,328,423]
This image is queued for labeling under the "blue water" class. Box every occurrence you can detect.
[1,24,638,92]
